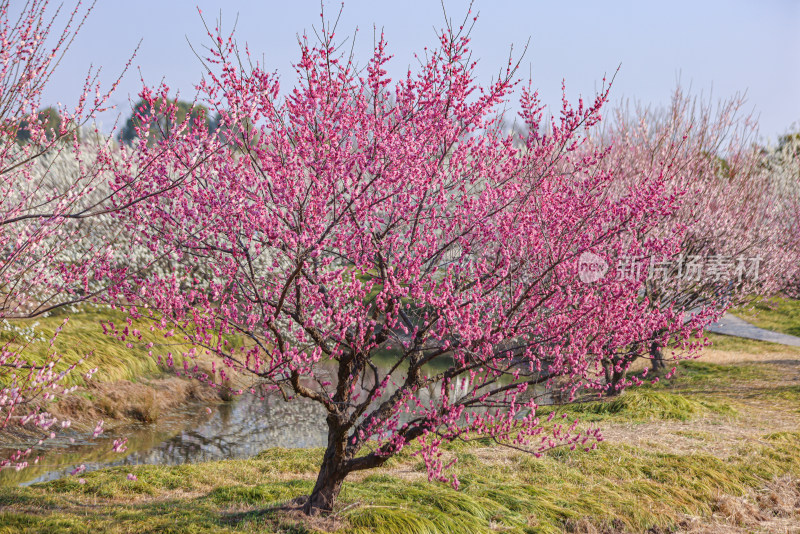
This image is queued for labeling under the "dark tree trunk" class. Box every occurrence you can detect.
[602,358,627,397]
[650,341,664,373]
[304,456,346,515]
[303,417,349,515]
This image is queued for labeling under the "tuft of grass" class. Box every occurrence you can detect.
[253,448,325,475]
[557,388,735,422]
[126,389,161,423]
[210,480,313,506]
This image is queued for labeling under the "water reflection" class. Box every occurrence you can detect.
[0,394,327,487]
[0,353,549,487]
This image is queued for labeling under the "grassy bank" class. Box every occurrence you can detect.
[1,306,177,385]
[0,306,231,431]
[730,296,800,338]
[1,353,799,533]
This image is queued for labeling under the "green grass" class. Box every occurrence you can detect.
[757,385,800,404]
[0,359,796,532]
[1,430,799,533]
[551,360,778,425]
[730,296,800,337]
[0,306,219,386]
[0,355,797,533]
[704,331,800,355]
[1,303,799,532]
[667,359,771,384]
[557,388,736,423]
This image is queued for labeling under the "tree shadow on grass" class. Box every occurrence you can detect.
[0,480,320,533]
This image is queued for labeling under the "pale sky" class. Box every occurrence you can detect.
[36,0,800,142]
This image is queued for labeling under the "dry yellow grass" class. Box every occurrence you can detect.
[699,347,800,365]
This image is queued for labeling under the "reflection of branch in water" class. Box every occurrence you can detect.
[3,354,567,488]
[122,394,329,466]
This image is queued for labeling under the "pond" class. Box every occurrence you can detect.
[0,353,549,487]
[0,394,327,487]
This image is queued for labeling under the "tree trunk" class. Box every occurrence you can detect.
[304,459,346,515]
[650,341,664,373]
[602,358,627,397]
[303,419,349,515]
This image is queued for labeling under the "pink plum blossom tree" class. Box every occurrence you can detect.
[0,0,122,471]
[115,13,714,514]
[587,88,800,383]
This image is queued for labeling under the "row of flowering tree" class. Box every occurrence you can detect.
[582,89,800,392]
[3,1,798,517]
